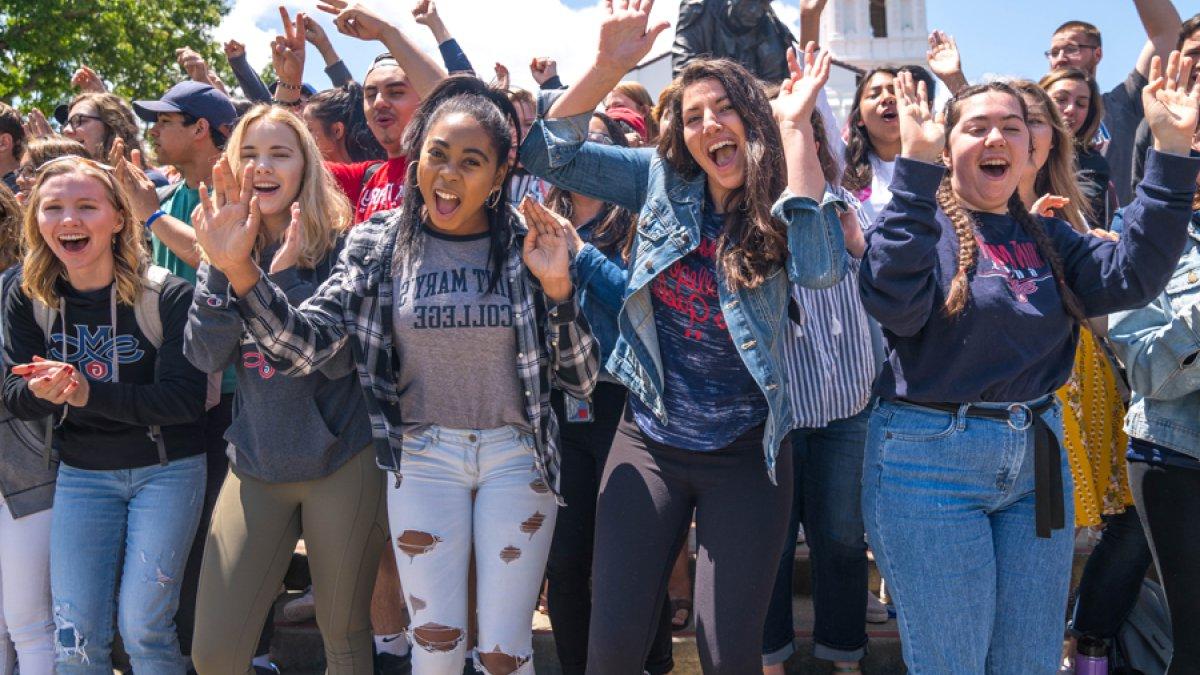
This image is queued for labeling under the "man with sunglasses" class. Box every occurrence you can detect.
[1045,0,1182,205]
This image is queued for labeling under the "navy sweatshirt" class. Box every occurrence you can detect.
[859,150,1200,403]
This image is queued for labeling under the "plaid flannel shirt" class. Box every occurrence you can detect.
[231,208,599,500]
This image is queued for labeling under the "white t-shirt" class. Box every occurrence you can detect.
[859,153,896,226]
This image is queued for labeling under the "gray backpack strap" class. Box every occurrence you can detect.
[133,265,171,465]
[30,297,60,469]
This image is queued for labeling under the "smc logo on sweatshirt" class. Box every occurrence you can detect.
[49,325,145,382]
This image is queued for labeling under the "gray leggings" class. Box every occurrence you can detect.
[587,410,793,674]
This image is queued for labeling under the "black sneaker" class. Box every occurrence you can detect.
[374,650,413,675]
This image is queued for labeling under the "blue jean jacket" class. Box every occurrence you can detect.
[520,103,846,479]
[1109,212,1200,460]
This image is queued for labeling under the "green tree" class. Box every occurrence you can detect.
[0,0,233,109]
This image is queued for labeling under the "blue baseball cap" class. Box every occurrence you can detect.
[133,81,237,133]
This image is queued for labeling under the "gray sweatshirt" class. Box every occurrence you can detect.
[184,242,371,483]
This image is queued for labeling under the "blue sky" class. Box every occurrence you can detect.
[217,1,1185,96]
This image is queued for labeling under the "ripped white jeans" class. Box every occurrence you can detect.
[387,425,557,675]
[0,501,53,675]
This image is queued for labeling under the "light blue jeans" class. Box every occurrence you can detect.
[863,399,1074,674]
[50,455,205,675]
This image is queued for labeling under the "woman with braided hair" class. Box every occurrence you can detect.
[858,51,1200,673]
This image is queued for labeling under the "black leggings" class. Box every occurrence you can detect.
[546,384,673,675]
[587,409,792,674]
[1129,459,1200,675]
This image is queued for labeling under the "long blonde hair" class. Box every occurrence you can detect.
[21,158,147,307]
[1010,80,1093,230]
[223,105,350,268]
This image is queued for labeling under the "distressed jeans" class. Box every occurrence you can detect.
[50,455,205,675]
[386,425,557,675]
[0,503,53,675]
[863,399,1074,675]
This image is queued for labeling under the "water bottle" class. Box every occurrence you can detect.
[1075,635,1108,675]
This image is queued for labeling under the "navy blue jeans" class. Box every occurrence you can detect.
[762,409,870,665]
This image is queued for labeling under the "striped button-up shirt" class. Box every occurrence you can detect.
[784,188,879,429]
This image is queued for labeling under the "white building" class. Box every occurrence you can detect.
[625,1,931,121]
[821,0,930,120]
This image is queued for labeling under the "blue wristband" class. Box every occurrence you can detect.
[144,210,166,231]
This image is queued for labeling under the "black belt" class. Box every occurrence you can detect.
[897,398,1064,539]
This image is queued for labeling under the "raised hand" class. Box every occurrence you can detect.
[493,62,511,91]
[176,46,211,84]
[411,0,439,27]
[519,196,573,302]
[107,138,160,222]
[896,69,944,163]
[71,65,106,93]
[273,7,308,86]
[530,57,558,86]
[303,14,332,50]
[774,42,831,127]
[595,0,672,75]
[224,40,246,61]
[1143,51,1200,156]
[23,109,53,139]
[269,203,304,274]
[925,31,961,81]
[318,0,394,43]
[195,156,261,275]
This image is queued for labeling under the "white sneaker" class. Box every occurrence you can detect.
[282,586,316,623]
[866,590,889,624]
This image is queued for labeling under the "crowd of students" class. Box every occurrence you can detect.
[0,0,1199,674]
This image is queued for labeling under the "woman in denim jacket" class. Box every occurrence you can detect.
[1109,163,1200,675]
[858,56,1199,674]
[520,4,845,670]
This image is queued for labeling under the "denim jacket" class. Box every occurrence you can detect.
[1109,212,1200,459]
[520,100,846,479]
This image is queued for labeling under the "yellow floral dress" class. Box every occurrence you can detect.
[1057,327,1134,527]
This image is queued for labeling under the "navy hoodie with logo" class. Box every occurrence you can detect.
[859,149,1200,403]
[1,272,207,469]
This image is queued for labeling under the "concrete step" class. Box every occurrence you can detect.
[271,532,1099,674]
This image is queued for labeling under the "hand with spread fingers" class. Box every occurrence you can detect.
[896,69,945,163]
[269,203,305,275]
[1143,51,1200,156]
[23,109,53,139]
[595,0,672,76]
[519,196,574,303]
[195,156,261,278]
[774,41,831,127]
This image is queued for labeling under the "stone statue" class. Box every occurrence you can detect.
[671,0,798,83]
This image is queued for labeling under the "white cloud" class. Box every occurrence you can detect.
[215,0,799,94]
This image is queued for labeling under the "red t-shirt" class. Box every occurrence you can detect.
[327,157,408,224]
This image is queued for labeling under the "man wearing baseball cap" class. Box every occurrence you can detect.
[119,79,245,670]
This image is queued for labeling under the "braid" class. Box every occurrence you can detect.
[1008,193,1087,323]
[937,178,979,317]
